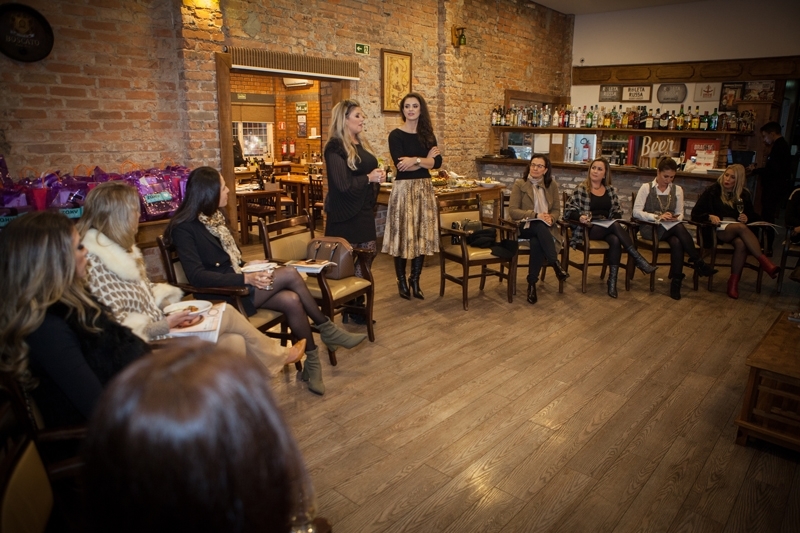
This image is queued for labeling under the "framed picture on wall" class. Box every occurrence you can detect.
[297,114,307,138]
[381,49,412,113]
[621,85,652,103]
[598,85,621,102]
[719,82,744,112]
[743,80,775,102]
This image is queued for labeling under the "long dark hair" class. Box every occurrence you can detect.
[83,339,315,533]
[524,154,553,188]
[400,92,436,149]
[165,166,222,242]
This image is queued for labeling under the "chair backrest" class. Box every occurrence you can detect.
[0,383,53,533]
[437,196,482,234]
[309,177,324,203]
[259,216,315,261]
[156,235,189,285]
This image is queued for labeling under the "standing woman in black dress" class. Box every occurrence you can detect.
[323,99,385,323]
[382,92,442,300]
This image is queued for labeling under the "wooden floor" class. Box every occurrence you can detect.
[244,243,800,533]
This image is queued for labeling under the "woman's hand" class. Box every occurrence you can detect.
[396,157,417,172]
[708,214,721,225]
[660,212,676,221]
[427,146,441,159]
[538,213,553,225]
[244,271,274,290]
[579,214,591,224]
[367,168,386,183]
[166,310,193,329]
[738,213,748,223]
[793,226,800,235]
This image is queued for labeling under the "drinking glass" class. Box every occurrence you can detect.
[736,199,744,215]
[583,210,592,223]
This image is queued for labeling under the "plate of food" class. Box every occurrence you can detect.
[479,179,500,188]
[241,262,277,273]
[163,300,212,316]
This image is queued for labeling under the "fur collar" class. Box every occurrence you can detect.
[324,137,348,159]
[82,228,143,281]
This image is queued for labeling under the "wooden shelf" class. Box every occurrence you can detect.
[490,125,751,136]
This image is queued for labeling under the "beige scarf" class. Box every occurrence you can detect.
[528,176,549,215]
[199,210,242,273]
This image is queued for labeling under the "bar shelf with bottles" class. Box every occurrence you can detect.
[480,103,752,176]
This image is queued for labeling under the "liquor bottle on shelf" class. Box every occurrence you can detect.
[552,106,560,128]
[691,106,701,130]
[603,106,612,128]
[667,110,676,130]
[621,107,629,128]
[579,105,587,127]
[491,106,498,125]
[563,105,570,128]
[645,108,655,130]
[699,111,709,131]
[541,105,550,127]
[639,106,648,129]
[657,108,667,129]
[709,108,719,131]
[585,106,594,128]
[676,105,685,130]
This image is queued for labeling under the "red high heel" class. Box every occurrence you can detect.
[757,254,779,279]
[727,274,740,299]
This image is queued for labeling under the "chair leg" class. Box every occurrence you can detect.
[462,261,470,311]
[440,255,446,297]
[650,247,658,292]
[365,288,375,342]
[582,248,590,293]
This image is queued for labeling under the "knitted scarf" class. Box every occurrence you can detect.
[199,210,242,273]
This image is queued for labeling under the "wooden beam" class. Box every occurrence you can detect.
[215,52,238,239]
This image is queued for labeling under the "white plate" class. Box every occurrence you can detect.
[164,300,212,316]
[479,181,499,188]
[241,262,277,273]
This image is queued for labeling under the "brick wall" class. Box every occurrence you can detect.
[2,0,573,190]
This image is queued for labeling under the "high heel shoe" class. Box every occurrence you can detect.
[626,246,657,275]
[318,318,367,351]
[284,338,307,366]
[552,260,569,282]
[691,258,717,277]
[394,257,410,300]
[670,273,685,301]
[300,347,324,395]
[727,274,740,299]
[526,283,538,304]
[607,265,619,298]
[757,254,780,279]
[409,255,425,299]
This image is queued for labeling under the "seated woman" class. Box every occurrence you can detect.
[0,211,149,427]
[165,166,367,395]
[691,164,780,299]
[564,157,657,298]
[76,181,305,375]
[632,157,716,300]
[83,339,320,533]
[508,154,568,304]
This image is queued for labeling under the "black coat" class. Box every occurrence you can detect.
[691,182,758,247]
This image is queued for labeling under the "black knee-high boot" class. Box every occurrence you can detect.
[607,265,619,298]
[394,257,410,300]
[409,255,425,299]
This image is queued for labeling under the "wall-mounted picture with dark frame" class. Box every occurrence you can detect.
[381,49,412,113]
[719,82,744,112]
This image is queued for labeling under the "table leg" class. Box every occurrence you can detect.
[239,197,249,245]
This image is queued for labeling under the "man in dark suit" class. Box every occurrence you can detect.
[749,121,792,256]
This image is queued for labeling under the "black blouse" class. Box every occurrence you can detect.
[388,129,442,180]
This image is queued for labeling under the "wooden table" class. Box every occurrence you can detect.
[236,183,283,245]
[376,183,506,224]
[277,174,311,216]
[735,311,800,452]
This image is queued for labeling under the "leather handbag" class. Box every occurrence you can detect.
[306,237,355,279]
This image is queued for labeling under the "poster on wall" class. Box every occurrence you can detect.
[598,85,621,102]
[719,82,744,111]
[657,84,687,104]
[297,114,307,138]
[621,85,652,102]
[743,80,775,102]
[694,83,720,102]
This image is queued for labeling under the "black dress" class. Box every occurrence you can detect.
[324,138,380,244]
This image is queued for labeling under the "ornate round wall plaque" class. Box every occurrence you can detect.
[656,83,687,104]
[0,3,54,62]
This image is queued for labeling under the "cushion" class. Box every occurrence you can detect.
[443,244,499,261]
[304,276,371,301]
[268,230,312,261]
[248,308,284,329]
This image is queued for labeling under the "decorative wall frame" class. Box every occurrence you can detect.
[381,49,412,113]
[620,85,652,103]
[719,82,745,112]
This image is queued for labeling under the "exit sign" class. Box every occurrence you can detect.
[355,43,370,55]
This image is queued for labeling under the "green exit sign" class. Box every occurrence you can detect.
[355,43,370,55]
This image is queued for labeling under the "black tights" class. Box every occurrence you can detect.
[519,222,558,284]
[252,267,327,350]
[588,222,633,266]
[658,224,701,277]
[716,223,763,276]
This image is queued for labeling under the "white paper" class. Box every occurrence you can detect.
[521,217,552,228]
[551,133,563,145]
[589,219,616,228]
[659,220,682,230]
[169,302,225,343]
[533,134,551,153]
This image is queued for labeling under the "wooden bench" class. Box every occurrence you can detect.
[735,311,800,451]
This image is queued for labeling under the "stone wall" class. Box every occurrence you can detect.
[2,0,573,180]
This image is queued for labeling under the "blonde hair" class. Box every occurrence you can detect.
[76,181,141,251]
[580,157,612,190]
[326,99,376,170]
[0,212,102,390]
[717,164,746,208]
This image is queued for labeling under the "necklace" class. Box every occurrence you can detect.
[655,186,671,213]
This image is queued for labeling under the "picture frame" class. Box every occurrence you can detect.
[620,85,652,103]
[381,49,412,113]
[743,80,775,102]
[719,82,744,112]
[598,85,621,102]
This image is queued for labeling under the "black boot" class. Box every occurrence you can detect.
[409,255,425,299]
[607,265,619,298]
[394,257,410,300]
[552,260,569,282]
[670,273,685,300]
[527,282,538,304]
[691,258,717,277]
[626,246,657,275]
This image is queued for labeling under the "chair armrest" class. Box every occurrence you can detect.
[352,248,375,283]
[175,283,250,297]
[440,227,469,237]
[37,426,87,442]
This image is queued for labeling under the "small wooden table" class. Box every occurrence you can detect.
[735,311,800,452]
[236,183,283,245]
[277,174,311,216]
[376,184,506,225]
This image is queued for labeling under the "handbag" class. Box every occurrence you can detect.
[451,219,484,245]
[306,237,355,279]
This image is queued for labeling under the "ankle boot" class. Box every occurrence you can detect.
[526,282,538,304]
[607,265,619,298]
[626,246,658,274]
[318,318,367,351]
[670,273,685,301]
[757,254,780,279]
[394,257,410,300]
[300,348,325,395]
[727,274,740,299]
[691,258,717,277]
[552,260,569,282]
[409,255,425,299]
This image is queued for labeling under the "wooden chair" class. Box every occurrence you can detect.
[561,192,632,294]
[777,234,800,294]
[155,236,299,370]
[437,196,517,310]
[259,216,375,366]
[502,219,566,296]
[309,176,324,224]
[629,191,699,292]
[693,222,764,293]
